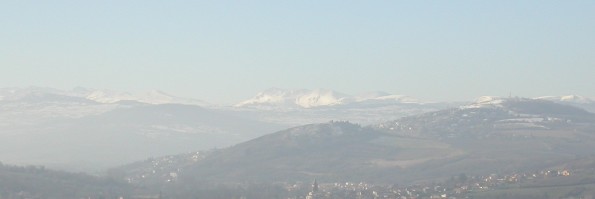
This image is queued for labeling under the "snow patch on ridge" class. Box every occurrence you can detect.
[461,96,505,109]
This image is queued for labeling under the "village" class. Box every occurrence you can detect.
[287,168,573,199]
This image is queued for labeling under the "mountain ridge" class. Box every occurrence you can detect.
[2,87,593,109]
[0,87,210,106]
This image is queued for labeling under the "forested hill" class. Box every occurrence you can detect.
[0,162,131,199]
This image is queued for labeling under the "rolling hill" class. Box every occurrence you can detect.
[113,98,595,191]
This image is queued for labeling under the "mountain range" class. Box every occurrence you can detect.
[0,87,209,106]
[235,88,423,109]
[1,87,594,173]
[2,87,593,110]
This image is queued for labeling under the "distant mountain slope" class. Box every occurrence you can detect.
[0,87,210,106]
[536,95,594,104]
[0,104,282,172]
[81,88,210,106]
[0,87,287,172]
[535,95,595,113]
[375,97,595,138]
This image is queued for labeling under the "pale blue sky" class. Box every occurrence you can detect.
[1,1,594,104]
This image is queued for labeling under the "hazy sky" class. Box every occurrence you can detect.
[2,1,594,104]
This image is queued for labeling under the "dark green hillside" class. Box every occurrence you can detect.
[0,163,131,199]
[503,99,593,117]
[182,121,401,183]
[116,121,466,185]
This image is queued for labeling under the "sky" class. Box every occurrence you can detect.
[1,1,594,104]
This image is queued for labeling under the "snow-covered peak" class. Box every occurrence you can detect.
[234,88,307,107]
[294,89,351,108]
[535,95,594,104]
[461,96,505,109]
[235,88,350,108]
[476,96,504,104]
[235,88,424,108]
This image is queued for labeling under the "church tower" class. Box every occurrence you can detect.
[306,179,320,199]
[312,179,319,192]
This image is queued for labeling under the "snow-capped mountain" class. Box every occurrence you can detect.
[231,89,441,126]
[460,96,506,109]
[235,88,422,109]
[235,88,352,108]
[294,89,352,108]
